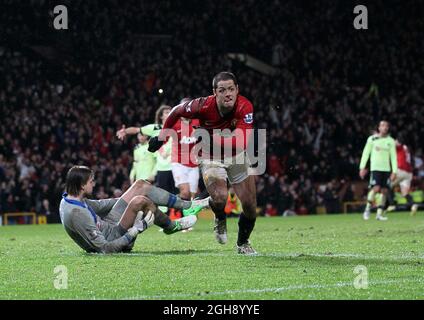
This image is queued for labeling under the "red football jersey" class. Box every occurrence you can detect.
[171,119,199,167]
[396,144,412,173]
[162,95,254,157]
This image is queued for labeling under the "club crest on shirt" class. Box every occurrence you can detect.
[244,113,253,124]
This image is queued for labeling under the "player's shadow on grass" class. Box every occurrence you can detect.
[83,249,220,257]
[134,249,219,256]
[81,249,220,257]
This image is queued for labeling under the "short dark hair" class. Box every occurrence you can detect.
[377,120,390,132]
[212,72,238,89]
[65,166,93,196]
[155,105,172,124]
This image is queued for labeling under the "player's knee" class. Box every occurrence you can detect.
[134,179,151,194]
[209,188,226,202]
[129,195,149,210]
[210,195,227,211]
[134,179,146,188]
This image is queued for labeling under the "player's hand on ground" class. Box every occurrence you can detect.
[390,173,396,181]
[148,136,164,152]
[359,169,368,179]
[116,125,127,141]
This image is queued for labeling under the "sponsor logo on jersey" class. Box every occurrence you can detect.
[375,146,389,152]
[180,136,197,144]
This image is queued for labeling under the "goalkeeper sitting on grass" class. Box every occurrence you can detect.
[59,166,209,254]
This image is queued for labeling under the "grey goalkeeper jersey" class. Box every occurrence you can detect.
[59,195,134,253]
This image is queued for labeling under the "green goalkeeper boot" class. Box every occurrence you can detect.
[163,215,198,235]
[182,196,210,216]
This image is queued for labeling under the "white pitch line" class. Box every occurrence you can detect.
[121,278,424,300]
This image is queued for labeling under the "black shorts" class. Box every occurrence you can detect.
[155,170,177,194]
[369,171,391,189]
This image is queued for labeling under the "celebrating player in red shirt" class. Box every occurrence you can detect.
[149,72,258,255]
[170,99,201,200]
[396,141,413,173]
[390,139,418,215]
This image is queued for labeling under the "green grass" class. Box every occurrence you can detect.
[1,211,424,300]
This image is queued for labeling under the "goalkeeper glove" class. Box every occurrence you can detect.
[127,210,155,237]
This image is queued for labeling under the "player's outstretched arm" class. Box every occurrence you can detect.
[116,125,140,141]
[161,98,204,134]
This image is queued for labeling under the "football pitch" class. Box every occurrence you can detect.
[1,212,424,300]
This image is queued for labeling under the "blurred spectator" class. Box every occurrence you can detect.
[322,182,341,214]
[414,149,424,179]
[264,203,278,217]
[276,184,294,215]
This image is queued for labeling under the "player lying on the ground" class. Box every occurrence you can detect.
[59,165,209,254]
[148,72,259,255]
